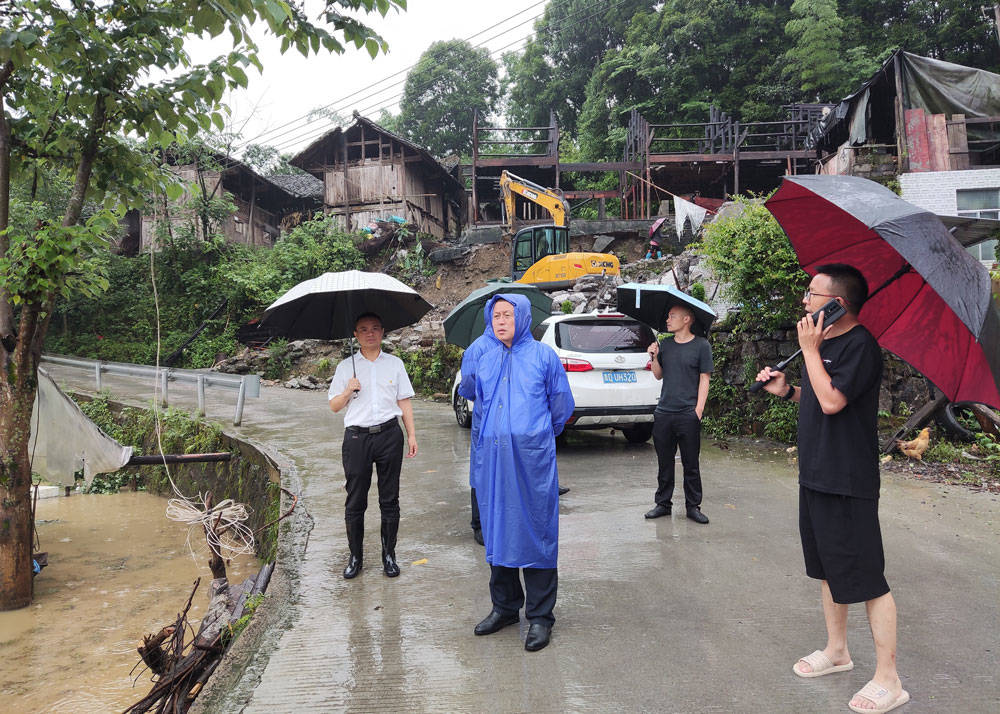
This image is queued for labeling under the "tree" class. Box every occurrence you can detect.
[397,40,499,158]
[503,0,656,137]
[0,0,404,611]
[783,0,847,99]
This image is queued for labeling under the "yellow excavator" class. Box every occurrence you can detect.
[499,170,619,289]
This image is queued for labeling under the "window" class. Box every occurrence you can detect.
[514,232,534,273]
[555,319,656,353]
[957,188,999,263]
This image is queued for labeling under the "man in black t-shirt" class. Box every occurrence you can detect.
[644,304,713,524]
[755,264,908,714]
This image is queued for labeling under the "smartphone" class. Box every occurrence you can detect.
[811,298,846,327]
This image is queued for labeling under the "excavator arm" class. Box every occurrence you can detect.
[499,170,570,230]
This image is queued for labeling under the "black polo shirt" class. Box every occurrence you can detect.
[797,325,883,499]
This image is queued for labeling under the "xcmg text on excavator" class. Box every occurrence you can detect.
[499,170,619,289]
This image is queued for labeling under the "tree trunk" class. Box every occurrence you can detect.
[0,304,42,610]
[0,90,103,609]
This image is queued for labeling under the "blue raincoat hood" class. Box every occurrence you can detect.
[483,293,533,349]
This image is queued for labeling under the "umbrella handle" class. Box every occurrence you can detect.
[748,349,802,393]
[351,339,360,396]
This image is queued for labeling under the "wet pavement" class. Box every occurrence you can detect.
[41,365,1000,712]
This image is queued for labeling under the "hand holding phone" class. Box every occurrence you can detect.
[749,298,847,393]
[810,298,846,327]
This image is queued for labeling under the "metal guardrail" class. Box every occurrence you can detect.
[41,354,260,425]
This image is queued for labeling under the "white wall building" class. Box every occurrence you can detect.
[900,168,1000,264]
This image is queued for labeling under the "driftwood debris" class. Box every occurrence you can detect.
[126,563,276,714]
[124,487,295,713]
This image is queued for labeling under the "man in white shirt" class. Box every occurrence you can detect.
[329,313,418,579]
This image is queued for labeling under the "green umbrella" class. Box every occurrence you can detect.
[444,283,553,349]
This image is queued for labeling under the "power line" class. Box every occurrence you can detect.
[268,0,626,154]
[235,0,550,149]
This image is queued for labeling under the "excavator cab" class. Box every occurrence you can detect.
[511,225,570,280]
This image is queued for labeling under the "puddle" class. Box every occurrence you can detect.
[0,491,260,712]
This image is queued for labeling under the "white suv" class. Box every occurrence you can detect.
[450,311,660,443]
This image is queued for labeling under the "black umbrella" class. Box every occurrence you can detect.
[444,283,552,349]
[261,270,432,340]
[765,174,1000,409]
[261,270,432,384]
[616,283,717,337]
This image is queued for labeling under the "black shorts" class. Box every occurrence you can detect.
[799,486,890,604]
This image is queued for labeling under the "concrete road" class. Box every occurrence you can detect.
[45,366,1000,712]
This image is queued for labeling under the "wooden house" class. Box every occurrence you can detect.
[127,153,322,254]
[290,114,465,239]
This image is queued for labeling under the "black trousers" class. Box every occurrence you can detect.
[489,565,557,626]
[652,410,703,509]
[470,488,481,530]
[342,420,403,525]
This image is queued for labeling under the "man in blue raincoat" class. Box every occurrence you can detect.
[460,294,574,652]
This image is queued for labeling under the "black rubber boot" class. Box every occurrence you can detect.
[343,518,364,579]
[381,518,400,578]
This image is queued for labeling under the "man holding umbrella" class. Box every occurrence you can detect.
[755,265,908,714]
[329,313,418,580]
[644,303,713,524]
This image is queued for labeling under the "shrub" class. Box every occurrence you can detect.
[696,196,807,331]
[397,341,463,395]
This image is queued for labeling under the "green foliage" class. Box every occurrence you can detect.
[223,593,265,646]
[263,340,291,381]
[397,341,463,395]
[78,394,226,493]
[47,213,363,367]
[701,379,751,438]
[561,300,574,314]
[504,0,657,137]
[762,399,799,443]
[689,282,706,302]
[398,40,499,158]
[784,0,885,102]
[696,197,807,331]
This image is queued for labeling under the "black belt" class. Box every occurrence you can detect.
[348,418,398,434]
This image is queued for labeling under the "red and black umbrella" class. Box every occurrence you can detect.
[765,174,1000,410]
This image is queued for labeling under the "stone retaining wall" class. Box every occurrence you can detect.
[709,325,933,417]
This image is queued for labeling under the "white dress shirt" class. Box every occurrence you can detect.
[328,349,415,428]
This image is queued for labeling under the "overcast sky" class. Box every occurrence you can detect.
[189,0,546,156]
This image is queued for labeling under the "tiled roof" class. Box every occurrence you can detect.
[268,173,324,199]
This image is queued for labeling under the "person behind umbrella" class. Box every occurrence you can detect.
[464,294,574,652]
[458,323,494,547]
[328,312,418,580]
[644,303,713,524]
[644,239,662,260]
[754,264,908,714]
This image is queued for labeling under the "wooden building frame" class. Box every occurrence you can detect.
[290,114,465,239]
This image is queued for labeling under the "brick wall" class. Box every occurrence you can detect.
[899,168,1000,214]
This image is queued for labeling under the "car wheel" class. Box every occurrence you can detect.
[622,423,653,443]
[454,394,472,428]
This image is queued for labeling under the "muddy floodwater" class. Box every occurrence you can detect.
[0,491,260,713]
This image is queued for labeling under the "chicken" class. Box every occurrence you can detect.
[896,427,931,460]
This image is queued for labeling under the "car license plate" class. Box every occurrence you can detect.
[603,370,636,384]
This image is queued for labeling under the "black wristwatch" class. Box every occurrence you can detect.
[782,384,795,401]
